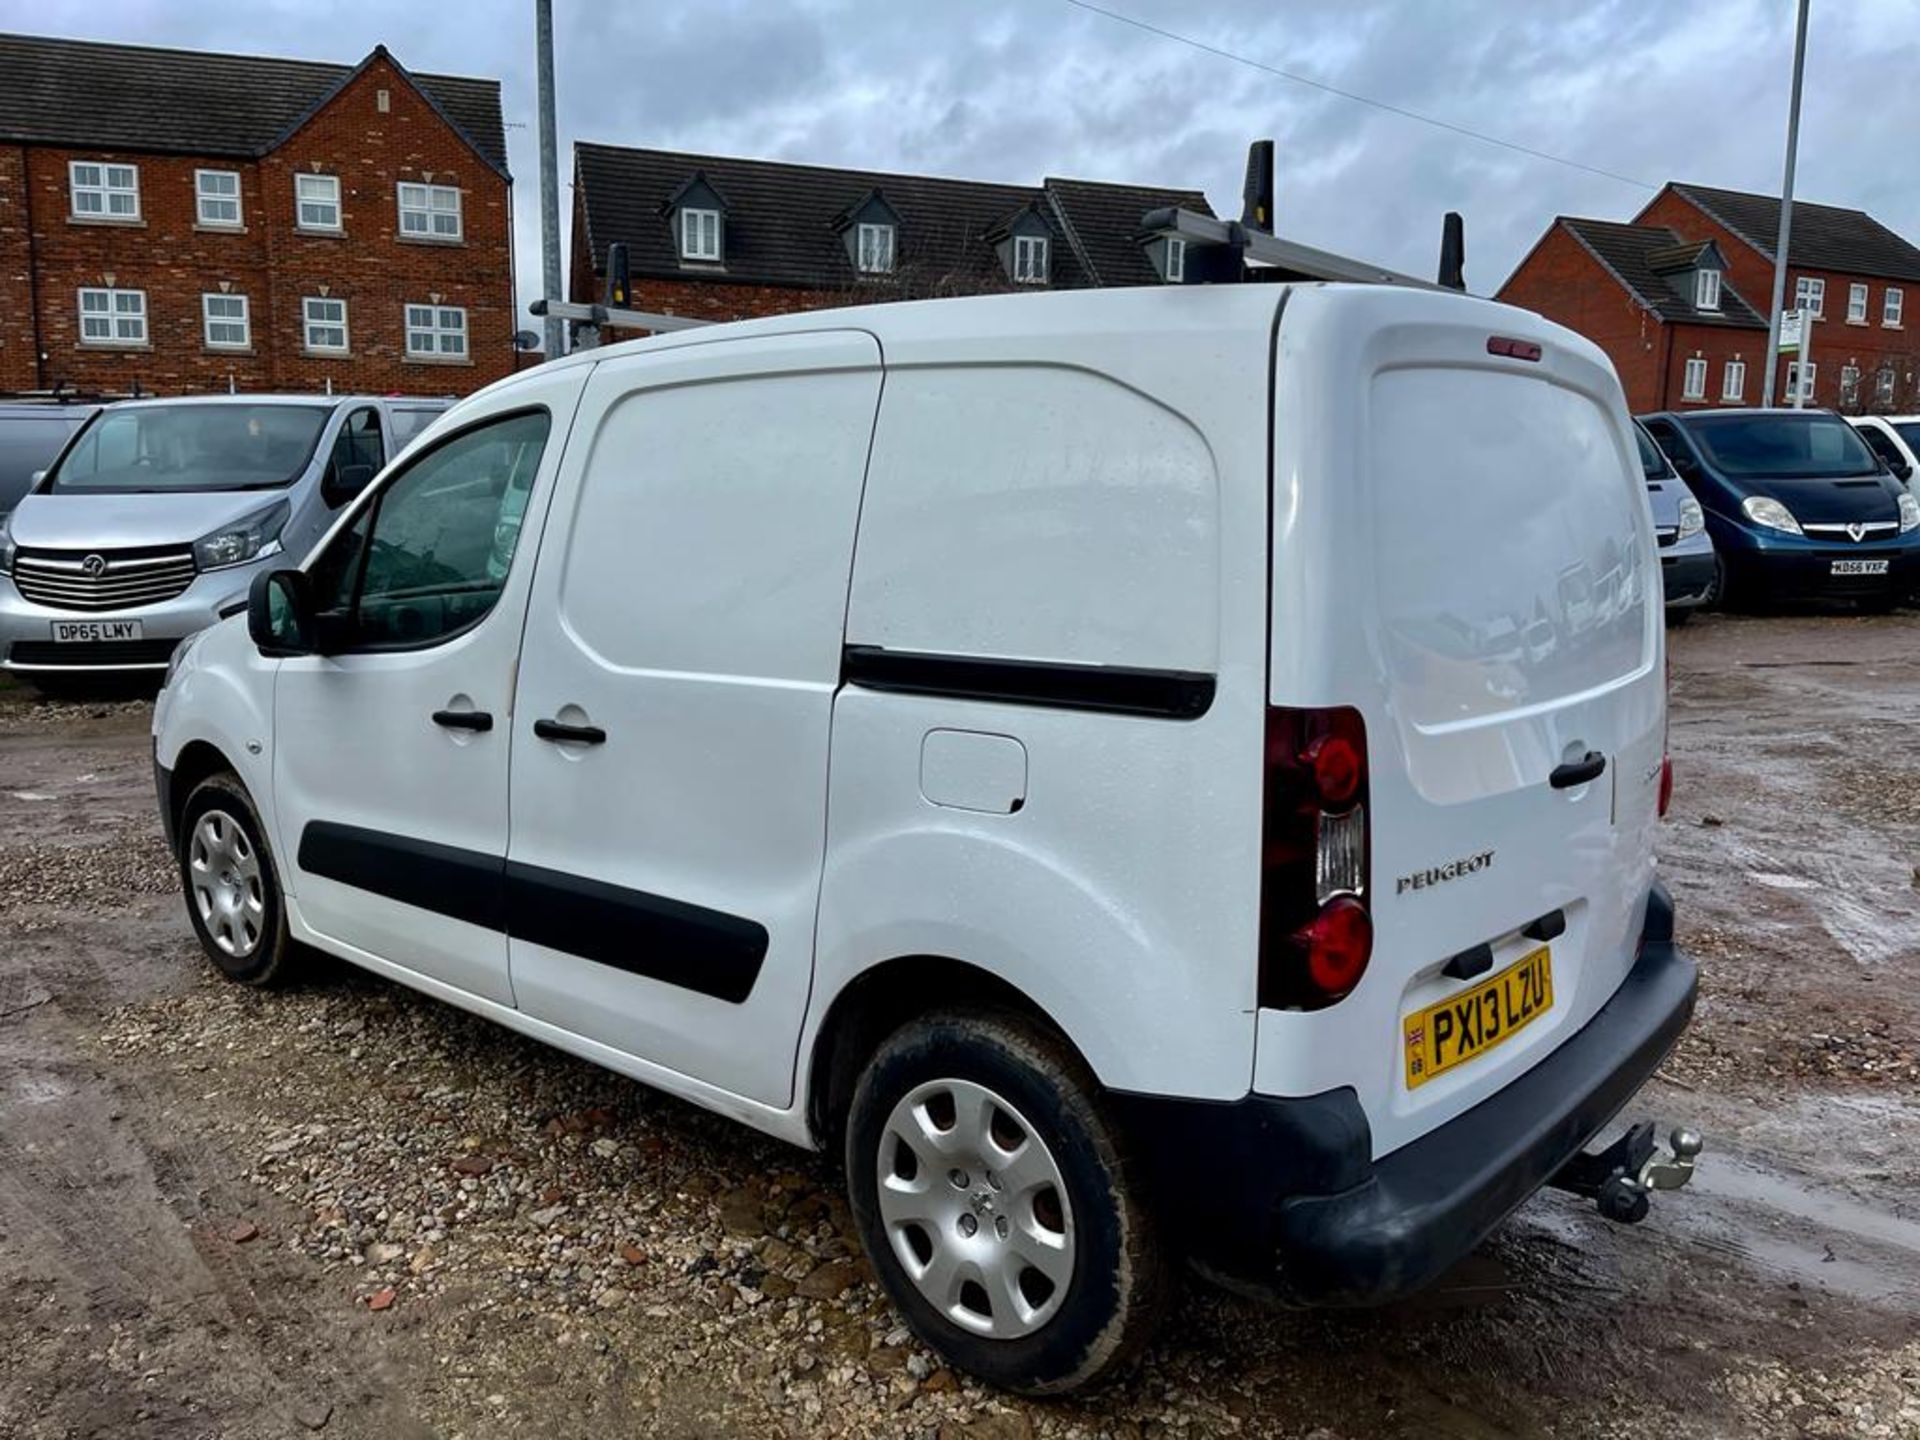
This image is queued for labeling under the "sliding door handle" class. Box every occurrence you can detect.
[534,718,607,746]
[432,709,493,732]
[1549,751,1606,789]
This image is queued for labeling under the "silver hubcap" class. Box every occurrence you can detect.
[875,1078,1074,1339]
[188,809,266,959]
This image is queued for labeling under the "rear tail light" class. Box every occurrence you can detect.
[1260,706,1372,1009]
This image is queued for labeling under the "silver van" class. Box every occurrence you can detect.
[0,394,448,687]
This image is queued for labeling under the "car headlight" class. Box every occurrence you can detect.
[193,499,290,571]
[0,512,13,576]
[1900,494,1920,533]
[1677,496,1705,541]
[1741,495,1803,536]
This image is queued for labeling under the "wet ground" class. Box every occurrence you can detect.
[1,611,1917,1438]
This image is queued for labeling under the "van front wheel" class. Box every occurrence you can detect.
[844,1011,1170,1395]
[177,770,299,987]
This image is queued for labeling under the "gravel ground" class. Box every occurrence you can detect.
[2,615,1919,1439]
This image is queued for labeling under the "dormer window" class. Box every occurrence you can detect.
[1694,268,1721,311]
[1166,237,1186,283]
[1014,235,1049,284]
[857,222,895,274]
[680,207,722,261]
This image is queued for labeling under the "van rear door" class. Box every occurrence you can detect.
[1255,286,1664,1157]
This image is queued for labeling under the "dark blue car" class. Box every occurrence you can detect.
[1639,408,1920,608]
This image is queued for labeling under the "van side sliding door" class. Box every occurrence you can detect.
[504,330,884,1107]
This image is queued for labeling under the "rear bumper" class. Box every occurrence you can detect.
[1114,883,1697,1306]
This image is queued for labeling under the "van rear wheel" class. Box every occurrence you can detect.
[844,1010,1170,1395]
[177,770,300,987]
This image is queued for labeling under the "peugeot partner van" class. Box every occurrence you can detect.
[153,285,1698,1393]
[0,393,449,687]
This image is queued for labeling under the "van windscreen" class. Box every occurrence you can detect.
[48,404,330,494]
[1688,414,1879,479]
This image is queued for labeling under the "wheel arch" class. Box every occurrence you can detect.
[805,955,1081,1150]
[167,739,242,844]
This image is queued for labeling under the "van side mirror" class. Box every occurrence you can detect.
[248,568,314,656]
[322,459,375,508]
[1893,459,1913,482]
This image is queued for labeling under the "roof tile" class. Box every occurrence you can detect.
[0,32,507,174]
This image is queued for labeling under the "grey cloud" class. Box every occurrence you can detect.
[12,0,1920,323]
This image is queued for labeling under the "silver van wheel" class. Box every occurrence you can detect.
[189,809,265,959]
[875,1077,1075,1339]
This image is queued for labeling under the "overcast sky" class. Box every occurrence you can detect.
[16,0,1920,320]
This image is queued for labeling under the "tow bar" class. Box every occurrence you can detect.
[1549,1121,1703,1223]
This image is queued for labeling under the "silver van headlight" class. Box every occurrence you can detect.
[194,499,291,570]
[1900,494,1920,533]
[1677,496,1705,541]
[0,512,13,575]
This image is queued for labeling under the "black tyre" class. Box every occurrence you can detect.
[845,1011,1170,1395]
[176,770,299,986]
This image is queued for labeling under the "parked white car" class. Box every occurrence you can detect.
[1849,414,1920,499]
[152,284,1698,1393]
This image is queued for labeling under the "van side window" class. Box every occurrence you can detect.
[329,406,386,479]
[1857,424,1903,469]
[308,409,551,650]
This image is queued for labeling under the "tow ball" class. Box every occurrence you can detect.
[1548,1121,1703,1224]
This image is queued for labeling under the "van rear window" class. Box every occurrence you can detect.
[1688,414,1878,478]
[1368,367,1651,728]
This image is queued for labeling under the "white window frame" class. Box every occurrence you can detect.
[1786,360,1816,402]
[679,207,721,261]
[201,293,251,350]
[404,303,468,359]
[296,173,343,232]
[1167,236,1186,283]
[77,286,147,345]
[1848,282,1870,324]
[1681,357,1708,400]
[1013,234,1049,284]
[194,168,242,228]
[1795,275,1825,318]
[855,222,895,275]
[1694,268,1721,311]
[1841,364,1862,405]
[302,295,349,353]
[69,160,140,220]
[1721,357,1746,402]
[397,181,463,241]
[1876,367,1897,405]
[1885,287,1904,328]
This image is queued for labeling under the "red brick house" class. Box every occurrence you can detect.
[0,33,514,397]
[1499,182,1920,415]
[568,142,1212,332]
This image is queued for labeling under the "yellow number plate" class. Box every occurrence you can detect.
[1403,945,1554,1090]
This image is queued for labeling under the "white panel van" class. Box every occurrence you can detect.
[151,285,1698,1393]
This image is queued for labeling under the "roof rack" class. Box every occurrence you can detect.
[531,141,1468,348]
[0,384,139,404]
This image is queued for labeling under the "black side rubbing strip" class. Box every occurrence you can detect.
[295,823,767,1004]
[505,861,767,1004]
[842,645,1215,720]
[299,821,506,932]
